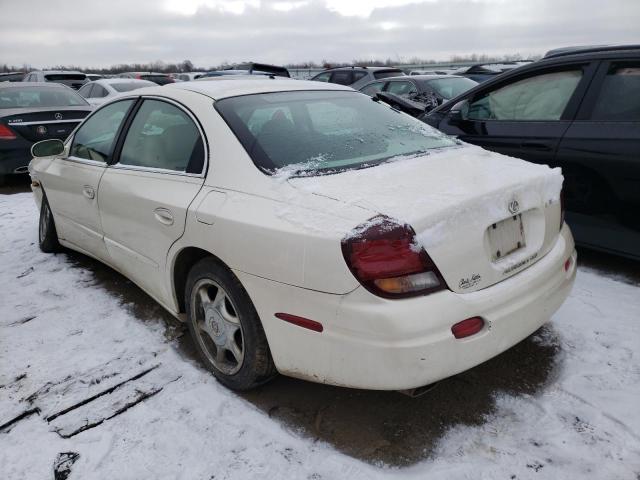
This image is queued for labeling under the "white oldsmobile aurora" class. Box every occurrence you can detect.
[29,78,576,392]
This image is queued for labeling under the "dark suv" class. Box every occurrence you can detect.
[423,45,640,260]
[311,66,405,90]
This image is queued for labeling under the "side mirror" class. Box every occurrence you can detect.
[447,99,469,126]
[31,139,65,158]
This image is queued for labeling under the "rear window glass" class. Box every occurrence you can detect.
[112,81,155,92]
[373,70,405,80]
[215,90,456,175]
[45,74,86,81]
[0,86,89,109]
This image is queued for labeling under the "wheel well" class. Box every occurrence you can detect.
[172,247,218,313]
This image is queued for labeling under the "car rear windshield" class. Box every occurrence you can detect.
[373,70,405,80]
[215,90,456,175]
[141,75,172,85]
[424,77,478,99]
[45,74,86,81]
[111,81,155,92]
[0,86,89,109]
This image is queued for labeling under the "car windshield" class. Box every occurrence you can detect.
[0,86,89,108]
[111,81,155,92]
[424,77,478,99]
[215,90,457,175]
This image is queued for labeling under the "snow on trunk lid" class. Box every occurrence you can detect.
[287,145,564,294]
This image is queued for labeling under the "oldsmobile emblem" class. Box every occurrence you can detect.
[55,113,63,120]
[508,199,520,215]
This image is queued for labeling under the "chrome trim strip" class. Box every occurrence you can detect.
[108,163,204,178]
[7,119,83,126]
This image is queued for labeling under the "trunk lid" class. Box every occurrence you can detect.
[288,145,564,293]
[3,107,91,142]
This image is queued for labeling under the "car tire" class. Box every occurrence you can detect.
[39,193,61,253]
[185,257,277,391]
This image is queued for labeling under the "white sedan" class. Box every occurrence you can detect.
[77,78,156,106]
[29,78,576,392]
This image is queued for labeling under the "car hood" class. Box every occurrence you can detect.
[287,144,564,293]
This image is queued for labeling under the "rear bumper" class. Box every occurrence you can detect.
[237,224,576,390]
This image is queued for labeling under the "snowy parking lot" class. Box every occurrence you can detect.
[1,188,639,479]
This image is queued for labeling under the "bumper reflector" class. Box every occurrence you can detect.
[451,317,485,339]
[275,313,323,333]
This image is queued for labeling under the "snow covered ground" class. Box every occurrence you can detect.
[1,191,639,479]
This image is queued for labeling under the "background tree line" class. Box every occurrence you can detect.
[1,53,539,73]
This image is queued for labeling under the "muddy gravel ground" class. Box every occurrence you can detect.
[4,175,638,470]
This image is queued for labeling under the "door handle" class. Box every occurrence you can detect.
[82,185,95,199]
[520,141,553,152]
[154,208,174,226]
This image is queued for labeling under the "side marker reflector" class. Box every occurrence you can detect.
[275,313,323,333]
[451,317,485,339]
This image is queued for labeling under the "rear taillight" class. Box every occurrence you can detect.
[135,74,142,79]
[0,124,16,140]
[341,216,446,299]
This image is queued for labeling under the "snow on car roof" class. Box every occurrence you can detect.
[166,77,354,100]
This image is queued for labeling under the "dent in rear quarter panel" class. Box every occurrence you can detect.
[170,186,363,296]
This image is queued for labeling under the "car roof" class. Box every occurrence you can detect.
[388,74,453,81]
[165,77,354,100]
[32,70,85,75]
[93,78,155,85]
[122,72,169,75]
[0,81,67,89]
[544,44,640,58]
[323,66,404,72]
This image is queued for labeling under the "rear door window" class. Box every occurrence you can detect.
[118,99,204,173]
[590,63,640,121]
[312,72,331,82]
[92,85,109,98]
[70,100,134,162]
[386,81,418,98]
[467,70,583,121]
[78,84,93,98]
[359,81,385,96]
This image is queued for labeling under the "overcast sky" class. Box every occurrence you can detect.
[1,0,638,68]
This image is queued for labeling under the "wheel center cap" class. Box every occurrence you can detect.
[205,306,226,345]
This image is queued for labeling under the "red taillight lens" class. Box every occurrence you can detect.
[341,216,446,298]
[0,124,16,140]
[135,73,142,79]
[451,317,485,339]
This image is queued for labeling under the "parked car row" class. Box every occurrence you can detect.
[3,46,639,261]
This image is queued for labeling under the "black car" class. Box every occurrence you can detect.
[0,83,92,182]
[117,72,175,85]
[310,66,406,90]
[451,61,533,83]
[423,45,640,260]
[359,75,478,112]
[200,62,291,79]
